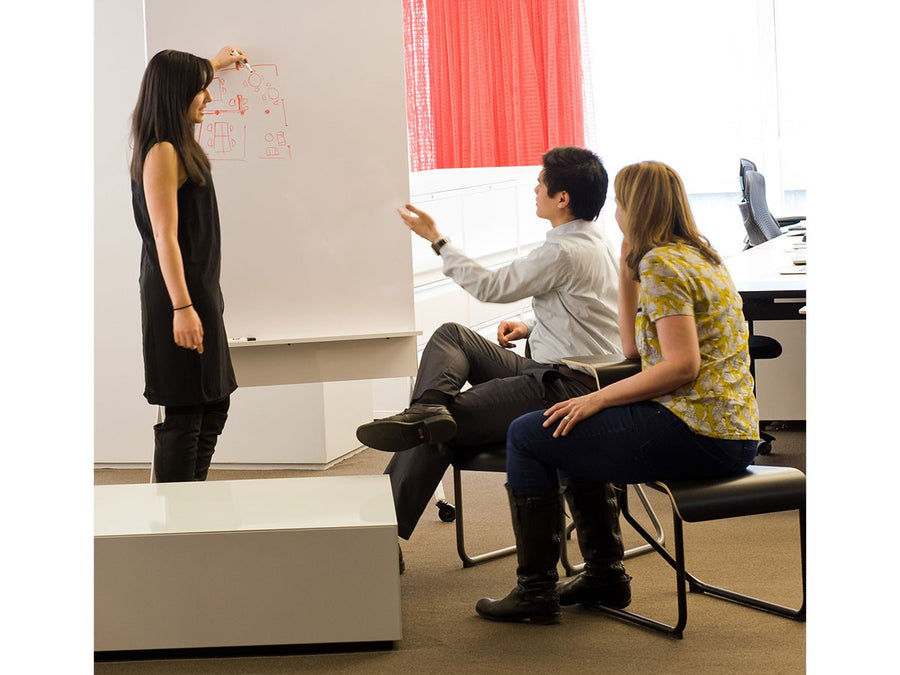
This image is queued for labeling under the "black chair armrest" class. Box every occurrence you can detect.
[561,354,641,389]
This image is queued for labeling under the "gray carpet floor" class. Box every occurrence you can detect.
[94,423,806,673]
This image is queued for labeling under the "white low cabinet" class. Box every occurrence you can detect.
[95,475,401,652]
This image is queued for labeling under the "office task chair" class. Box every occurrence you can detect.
[590,465,806,639]
[747,334,781,454]
[738,159,805,244]
[443,355,665,573]
[737,160,799,454]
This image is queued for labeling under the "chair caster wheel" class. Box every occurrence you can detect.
[437,500,456,522]
[757,440,773,455]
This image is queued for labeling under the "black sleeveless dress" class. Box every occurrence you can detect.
[131,170,237,406]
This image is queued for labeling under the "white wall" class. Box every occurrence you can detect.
[94,0,158,460]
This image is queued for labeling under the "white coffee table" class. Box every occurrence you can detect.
[95,475,401,652]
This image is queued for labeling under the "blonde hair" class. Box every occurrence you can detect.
[614,161,721,279]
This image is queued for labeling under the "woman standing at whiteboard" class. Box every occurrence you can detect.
[129,46,248,482]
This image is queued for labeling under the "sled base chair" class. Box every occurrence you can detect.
[589,464,806,639]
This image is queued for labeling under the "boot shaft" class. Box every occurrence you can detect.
[561,478,625,573]
[195,411,228,480]
[506,486,563,591]
[153,412,203,483]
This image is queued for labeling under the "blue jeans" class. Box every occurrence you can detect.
[506,401,758,493]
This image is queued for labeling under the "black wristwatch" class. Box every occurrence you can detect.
[431,236,450,255]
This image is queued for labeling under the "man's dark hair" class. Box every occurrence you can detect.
[541,146,609,221]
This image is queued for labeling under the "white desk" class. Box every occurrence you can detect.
[725,233,807,320]
[725,233,807,420]
[95,475,402,652]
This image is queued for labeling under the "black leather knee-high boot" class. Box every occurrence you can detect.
[475,486,562,624]
[194,411,228,481]
[153,412,203,483]
[557,478,631,608]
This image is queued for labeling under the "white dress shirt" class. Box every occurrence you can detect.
[438,219,622,364]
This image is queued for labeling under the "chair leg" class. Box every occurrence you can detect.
[560,484,666,577]
[684,508,806,621]
[586,486,688,638]
[453,466,516,567]
[587,486,806,638]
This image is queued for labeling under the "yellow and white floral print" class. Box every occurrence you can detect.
[636,242,759,440]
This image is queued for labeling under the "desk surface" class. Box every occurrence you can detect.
[725,233,807,296]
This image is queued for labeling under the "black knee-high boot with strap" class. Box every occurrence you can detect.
[557,478,632,608]
[153,412,203,483]
[475,486,562,624]
[194,411,228,481]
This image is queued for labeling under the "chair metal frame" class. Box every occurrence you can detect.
[449,355,666,570]
[588,465,806,639]
[450,453,665,571]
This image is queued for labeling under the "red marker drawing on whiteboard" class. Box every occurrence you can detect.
[231,49,254,74]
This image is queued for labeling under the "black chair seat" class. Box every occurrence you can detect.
[448,441,665,570]
[593,464,806,638]
[454,443,507,473]
[648,465,805,522]
[748,334,783,361]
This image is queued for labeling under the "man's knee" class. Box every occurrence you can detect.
[432,321,469,341]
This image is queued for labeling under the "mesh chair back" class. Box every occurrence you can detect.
[739,158,757,198]
[742,170,783,246]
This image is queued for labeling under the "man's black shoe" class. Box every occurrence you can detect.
[356,403,456,452]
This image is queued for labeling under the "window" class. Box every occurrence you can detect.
[403,0,588,170]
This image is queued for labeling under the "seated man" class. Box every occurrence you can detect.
[357,147,626,597]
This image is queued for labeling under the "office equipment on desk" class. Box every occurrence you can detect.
[726,232,806,320]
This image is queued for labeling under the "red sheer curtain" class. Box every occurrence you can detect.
[403,0,585,171]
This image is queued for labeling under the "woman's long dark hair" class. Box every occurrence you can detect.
[130,49,214,185]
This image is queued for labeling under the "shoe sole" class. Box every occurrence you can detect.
[475,608,561,625]
[356,415,457,452]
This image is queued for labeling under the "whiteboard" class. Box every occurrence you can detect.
[94,0,417,463]
[144,0,415,339]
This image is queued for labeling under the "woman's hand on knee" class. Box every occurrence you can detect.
[543,393,604,437]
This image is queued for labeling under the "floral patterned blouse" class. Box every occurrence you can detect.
[636,242,759,440]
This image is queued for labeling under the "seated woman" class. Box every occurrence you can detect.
[475,161,760,624]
